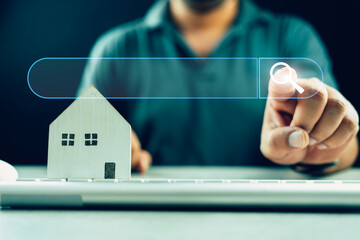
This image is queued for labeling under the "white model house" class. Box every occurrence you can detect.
[47,86,131,179]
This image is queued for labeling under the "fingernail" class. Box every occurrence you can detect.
[317,143,327,150]
[288,130,306,148]
[309,137,317,146]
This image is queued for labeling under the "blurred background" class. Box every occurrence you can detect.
[0,0,359,165]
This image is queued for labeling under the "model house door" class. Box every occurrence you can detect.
[104,162,116,179]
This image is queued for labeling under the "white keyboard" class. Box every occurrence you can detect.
[1,177,360,208]
[16,178,360,184]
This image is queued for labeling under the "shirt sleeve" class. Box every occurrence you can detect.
[279,16,338,90]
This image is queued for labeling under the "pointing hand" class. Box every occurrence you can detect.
[260,67,359,173]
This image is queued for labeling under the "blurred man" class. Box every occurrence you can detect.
[78,0,358,174]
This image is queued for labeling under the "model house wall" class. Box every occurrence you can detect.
[47,86,131,179]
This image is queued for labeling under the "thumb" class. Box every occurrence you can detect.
[261,126,309,162]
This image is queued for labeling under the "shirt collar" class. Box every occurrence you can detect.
[143,0,272,32]
[232,0,272,34]
[143,0,169,29]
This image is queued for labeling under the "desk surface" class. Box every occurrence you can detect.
[1,166,360,240]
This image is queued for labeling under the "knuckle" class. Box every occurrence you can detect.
[342,116,358,133]
[354,110,360,125]
[312,86,327,102]
[305,78,326,96]
[323,116,358,149]
[327,98,347,115]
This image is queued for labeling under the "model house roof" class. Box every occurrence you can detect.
[47,85,131,179]
[50,85,129,128]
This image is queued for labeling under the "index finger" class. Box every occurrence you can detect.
[268,67,298,113]
[268,67,297,100]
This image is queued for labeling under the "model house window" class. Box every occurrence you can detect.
[61,133,75,146]
[85,133,98,146]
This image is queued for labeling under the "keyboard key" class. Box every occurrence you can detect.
[41,178,67,182]
[341,180,360,184]
[67,179,93,182]
[283,180,309,184]
[312,180,337,184]
[93,179,120,183]
[172,179,198,183]
[16,178,38,182]
[256,180,281,184]
[202,179,228,183]
[229,180,254,184]
[121,179,149,183]
[148,179,172,183]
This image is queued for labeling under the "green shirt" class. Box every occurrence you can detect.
[78,0,337,166]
